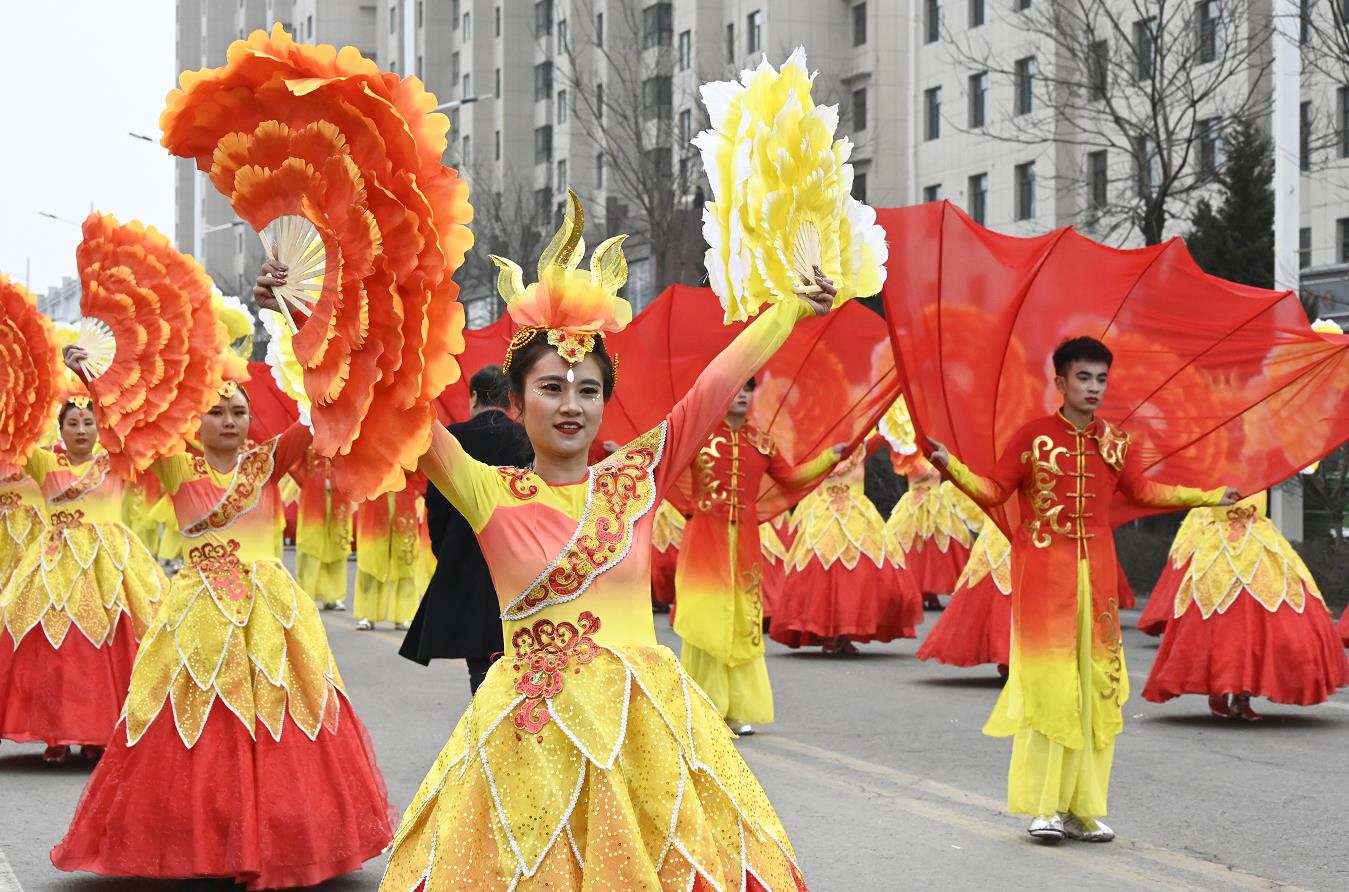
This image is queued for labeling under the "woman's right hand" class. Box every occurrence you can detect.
[928,438,950,467]
[800,267,837,316]
[253,259,287,313]
[62,344,88,373]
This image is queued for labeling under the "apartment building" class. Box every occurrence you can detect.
[175,0,1348,320]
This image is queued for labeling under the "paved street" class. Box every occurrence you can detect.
[2,554,1346,891]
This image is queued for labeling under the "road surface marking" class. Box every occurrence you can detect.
[751,735,1307,892]
[0,845,23,892]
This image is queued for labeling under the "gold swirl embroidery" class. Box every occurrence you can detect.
[695,434,731,512]
[1096,596,1124,703]
[1093,421,1130,472]
[1021,435,1072,548]
[741,562,764,648]
[49,454,110,505]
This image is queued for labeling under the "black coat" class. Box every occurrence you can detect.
[399,410,533,664]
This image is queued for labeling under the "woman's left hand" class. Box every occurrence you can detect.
[801,267,837,316]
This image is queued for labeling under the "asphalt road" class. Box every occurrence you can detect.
[2,555,1347,891]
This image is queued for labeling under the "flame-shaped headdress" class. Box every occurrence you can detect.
[494,190,632,384]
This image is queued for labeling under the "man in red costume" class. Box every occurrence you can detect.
[674,378,840,735]
[931,337,1237,843]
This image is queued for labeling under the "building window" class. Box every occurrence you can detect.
[726,23,735,63]
[1197,0,1220,64]
[1299,227,1311,269]
[679,108,692,144]
[462,73,471,100]
[968,173,988,225]
[1015,161,1036,220]
[557,18,567,52]
[417,55,423,79]
[1133,17,1156,80]
[970,0,985,27]
[495,129,501,161]
[747,10,762,54]
[642,75,673,122]
[925,0,941,43]
[535,0,552,37]
[969,72,987,127]
[1014,56,1035,115]
[557,89,568,123]
[1340,218,1349,263]
[534,62,552,102]
[853,171,868,203]
[1087,150,1108,210]
[596,83,604,123]
[853,87,867,132]
[308,13,314,38]
[451,52,460,83]
[923,184,942,203]
[463,10,471,38]
[495,5,501,38]
[924,87,941,140]
[678,30,691,70]
[1135,134,1158,196]
[596,153,605,188]
[1199,117,1221,175]
[643,3,673,48]
[646,147,672,178]
[1300,101,1311,171]
[389,1,397,33]
[1300,0,1311,43]
[534,125,553,164]
[494,68,501,99]
[678,156,691,192]
[853,3,867,46]
[557,159,567,192]
[1087,40,1108,101]
[536,188,551,214]
[1015,0,1031,10]
[462,134,472,164]
[1340,86,1349,158]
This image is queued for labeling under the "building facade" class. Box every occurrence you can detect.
[174,1,1348,323]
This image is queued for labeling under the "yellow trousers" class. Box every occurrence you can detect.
[353,571,418,624]
[297,552,349,607]
[680,642,775,725]
[1005,560,1115,820]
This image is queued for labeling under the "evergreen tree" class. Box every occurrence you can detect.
[1185,118,1275,288]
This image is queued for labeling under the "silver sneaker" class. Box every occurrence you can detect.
[355,618,374,631]
[394,622,410,630]
[726,721,755,736]
[1061,814,1114,842]
[1028,815,1065,842]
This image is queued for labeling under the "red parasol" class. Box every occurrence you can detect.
[878,201,1349,534]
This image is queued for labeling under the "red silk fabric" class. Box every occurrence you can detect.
[878,201,1349,534]
[244,360,300,444]
[600,285,900,517]
[433,314,514,425]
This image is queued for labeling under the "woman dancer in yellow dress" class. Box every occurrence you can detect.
[348,199,828,890]
[53,365,394,888]
[0,466,45,588]
[886,457,979,609]
[353,477,428,630]
[293,448,353,610]
[0,400,165,762]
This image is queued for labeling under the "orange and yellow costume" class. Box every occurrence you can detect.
[0,450,165,747]
[383,299,818,891]
[292,450,353,608]
[886,460,979,599]
[945,411,1224,820]
[672,421,838,726]
[649,499,685,609]
[53,425,394,888]
[0,467,45,587]
[354,477,430,626]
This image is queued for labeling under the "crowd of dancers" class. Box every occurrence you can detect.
[2,24,1348,892]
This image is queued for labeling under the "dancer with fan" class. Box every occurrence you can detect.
[52,358,396,888]
[674,376,843,733]
[0,274,165,764]
[930,337,1239,843]
[770,438,923,655]
[886,457,979,610]
[253,192,834,889]
[292,449,353,610]
[1140,492,1349,719]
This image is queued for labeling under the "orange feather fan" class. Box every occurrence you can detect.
[0,274,61,467]
[75,212,227,475]
[160,25,472,499]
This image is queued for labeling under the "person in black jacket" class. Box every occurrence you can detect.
[399,365,533,692]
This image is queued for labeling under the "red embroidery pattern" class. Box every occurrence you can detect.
[50,454,110,505]
[497,466,539,500]
[182,444,275,536]
[188,540,251,607]
[44,510,86,557]
[0,492,20,511]
[826,482,851,513]
[511,611,603,740]
[502,427,663,620]
[394,513,419,564]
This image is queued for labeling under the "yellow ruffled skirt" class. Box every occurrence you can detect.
[1,503,44,587]
[382,644,807,891]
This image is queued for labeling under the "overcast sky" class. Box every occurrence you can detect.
[0,1,176,295]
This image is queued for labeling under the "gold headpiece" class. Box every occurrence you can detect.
[494,190,632,384]
[217,380,240,399]
[67,395,92,410]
